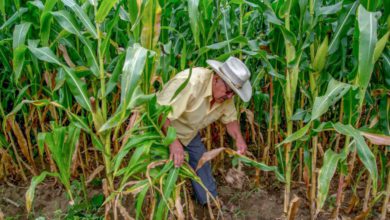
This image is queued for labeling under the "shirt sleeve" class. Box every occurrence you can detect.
[220,99,238,124]
[156,78,193,120]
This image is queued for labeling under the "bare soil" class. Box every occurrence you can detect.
[0,172,387,220]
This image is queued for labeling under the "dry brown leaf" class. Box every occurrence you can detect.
[287,195,301,220]
[150,75,163,87]
[196,147,225,171]
[174,185,184,220]
[352,209,369,220]
[318,143,325,157]
[368,116,379,128]
[186,186,196,219]
[361,132,390,145]
[122,111,140,145]
[102,179,111,220]
[59,44,76,68]
[117,199,135,220]
[86,165,105,185]
[303,166,310,193]
[8,118,33,165]
[124,182,147,196]
[345,194,359,214]
[71,141,79,177]
[242,109,257,144]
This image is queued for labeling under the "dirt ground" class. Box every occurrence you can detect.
[0,172,387,220]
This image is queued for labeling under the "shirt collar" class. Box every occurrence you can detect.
[204,71,213,100]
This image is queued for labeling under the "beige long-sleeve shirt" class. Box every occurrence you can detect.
[157,67,237,146]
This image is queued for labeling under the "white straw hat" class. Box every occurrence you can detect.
[207,56,252,102]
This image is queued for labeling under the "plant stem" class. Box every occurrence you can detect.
[380,167,390,220]
[331,174,345,219]
[310,135,318,220]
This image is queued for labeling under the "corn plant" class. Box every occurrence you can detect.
[0,0,389,219]
[26,123,81,212]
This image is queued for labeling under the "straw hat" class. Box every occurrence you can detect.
[207,56,252,102]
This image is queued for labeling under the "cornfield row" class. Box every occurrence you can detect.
[0,0,389,219]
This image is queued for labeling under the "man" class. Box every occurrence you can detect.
[157,56,252,205]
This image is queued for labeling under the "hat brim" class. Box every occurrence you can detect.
[207,59,252,102]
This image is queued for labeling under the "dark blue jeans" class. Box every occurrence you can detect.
[185,133,217,205]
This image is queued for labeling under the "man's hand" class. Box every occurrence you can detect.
[226,120,248,155]
[170,140,184,167]
[160,118,185,167]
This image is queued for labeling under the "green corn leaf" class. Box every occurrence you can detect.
[62,0,98,38]
[155,168,179,220]
[68,112,92,133]
[162,126,176,146]
[311,78,351,121]
[122,163,149,179]
[333,123,378,193]
[128,0,138,23]
[170,67,193,101]
[328,1,358,54]
[140,0,162,49]
[105,53,126,96]
[95,0,120,23]
[98,44,147,131]
[379,94,390,135]
[12,22,31,49]
[313,35,328,72]
[91,134,104,152]
[4,100,51,125]
[188,0,200,48]
[180,41,187,70]
[154,161,174,179]
[318,1,342,15]
[0,7,28,30]
[127,86,155,109]
[81,37,99,77]
[40,0,57,46]
[0,47,11,71]
[43,124,80,190]
[127,143,151,170]
[354,5,378,108]
[60,66,92,112]
[26,171,59,213]
[121,44,148,105]
[279,25,297,46]
[100,5,121,57]
[238,156,285,182]
[99,89,151,133]
[383,52,390,88]
[0,0,4,18]
[88,0,97,6]
[28,46,62,65]
[98,106,131,132]
[373,31,389,63]
[205,36,248,50]
[278,0,293,18]
[317,149,345,210]
[51,10,82,36]
[135,185,149,219]
[113,137,159,175]
[13,45,27,83]
[277,122,312,147]
[37,132,46,157]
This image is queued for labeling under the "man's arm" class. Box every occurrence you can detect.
[225,120,247,155]
[162,118,185,167]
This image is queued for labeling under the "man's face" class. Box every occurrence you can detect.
[212,76,235,103]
